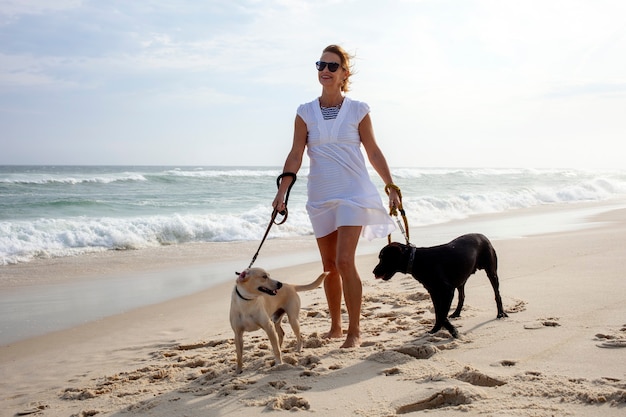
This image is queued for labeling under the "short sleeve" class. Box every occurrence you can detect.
[296,103,312,123]
[354,100,370,123]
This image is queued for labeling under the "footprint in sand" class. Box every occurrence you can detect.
[305,309,326,318]
[394,344,438,359]
[406,292,431,302]
[454,366,506,387]
[367,350,415,365]
[595,327,626,348]
[16,404,49,416]
[524,317,560,329]
[267,381,310,394]
[493,359,517,367]
[303,333,327,348]
[506,299,527,314]
[268,380,287,389]
[217,378,256,397]
[298,354,321,368]
[71,410,99,417]
[597,340,626,348]
[396,387,483,414]
[381,367,402,376]
[375,310,400,319]
[284,385,312,394]
[265,395,311,411]
[61,388,99,401]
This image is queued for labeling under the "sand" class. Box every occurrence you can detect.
[1,202,625,417]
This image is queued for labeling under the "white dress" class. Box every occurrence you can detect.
[297,96,396,240]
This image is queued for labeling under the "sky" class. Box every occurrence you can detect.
[1,0,625,169]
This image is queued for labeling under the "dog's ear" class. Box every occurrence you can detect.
[236,270,248,282]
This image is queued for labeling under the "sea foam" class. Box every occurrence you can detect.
[1,166,625,265]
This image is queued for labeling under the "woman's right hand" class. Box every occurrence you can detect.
[272,193,286,214]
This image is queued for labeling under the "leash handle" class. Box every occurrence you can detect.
[273,172,297,225]
[247,172,298,269]
[385,183,410,245]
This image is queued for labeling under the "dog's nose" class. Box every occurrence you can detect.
[276,282,283,289]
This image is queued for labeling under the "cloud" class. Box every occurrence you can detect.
[0,0,82,19]
[1,0,625,168]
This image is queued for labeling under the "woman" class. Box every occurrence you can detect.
[273,45,401,348]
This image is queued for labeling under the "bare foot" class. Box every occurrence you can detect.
[323,329,343,339]
[340,334,361,349]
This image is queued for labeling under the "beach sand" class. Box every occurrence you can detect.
[1,203,625,416]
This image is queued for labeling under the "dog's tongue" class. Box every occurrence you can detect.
[259,286,279,296]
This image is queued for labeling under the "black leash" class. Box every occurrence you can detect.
[246,172,297,269]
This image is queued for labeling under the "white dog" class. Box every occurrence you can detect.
[229,267,327,373]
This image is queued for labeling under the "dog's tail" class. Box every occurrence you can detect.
[293,272,329,292]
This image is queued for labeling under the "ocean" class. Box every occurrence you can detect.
[2,165,626,266]
[2,165,626,344]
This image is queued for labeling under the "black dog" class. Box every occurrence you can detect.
[373,233,508,338]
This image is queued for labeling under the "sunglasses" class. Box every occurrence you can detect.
[316,61,341,72]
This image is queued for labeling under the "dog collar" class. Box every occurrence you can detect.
[406,245,417,274]
[235,286,252,301]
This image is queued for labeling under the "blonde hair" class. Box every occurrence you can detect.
[323,44,354,93]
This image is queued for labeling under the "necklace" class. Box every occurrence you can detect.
[319,99,343,120]
[319,97,344,109]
